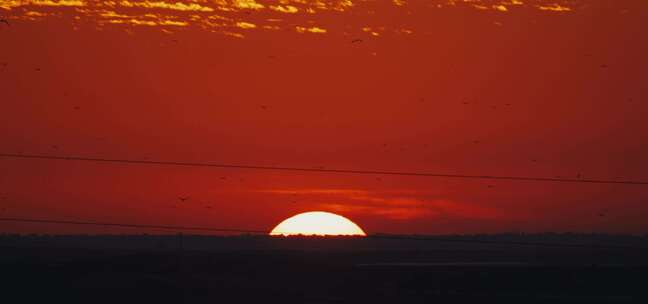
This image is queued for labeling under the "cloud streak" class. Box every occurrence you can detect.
[263,188,502,220]
[1,0,577,36]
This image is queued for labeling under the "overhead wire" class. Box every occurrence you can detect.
[1,217,646,250]
[2,153,647,185]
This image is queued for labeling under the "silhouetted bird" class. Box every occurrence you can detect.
[531,159,538,163]
[260,105,268,110]
[178,196,189,202]
[220,176,227,180]
[351,39,363,43]
[34,68,41,71]
[0,19,9,27]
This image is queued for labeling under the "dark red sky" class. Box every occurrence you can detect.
[1,0,648,234]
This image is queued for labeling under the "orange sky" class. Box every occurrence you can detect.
[1,0,648,235]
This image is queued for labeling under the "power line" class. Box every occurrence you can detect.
[2,153,647,185]
[0,218,266,234]
[1,217,646,250]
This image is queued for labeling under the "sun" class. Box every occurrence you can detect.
[270,211,366,236]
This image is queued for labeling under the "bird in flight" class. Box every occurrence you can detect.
[178,196,189,202]
[351,39,363,43]
[0,19,9,27]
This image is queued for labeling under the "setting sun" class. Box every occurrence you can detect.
[270,211,366,236]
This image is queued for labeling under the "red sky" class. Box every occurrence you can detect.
[1,0,648,235]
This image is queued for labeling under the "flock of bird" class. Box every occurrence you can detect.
[173,196,217,210]
[0,18,634,223]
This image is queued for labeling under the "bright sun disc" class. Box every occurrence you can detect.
[270,211,366,236]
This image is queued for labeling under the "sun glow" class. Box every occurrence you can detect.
[270,211,366,236]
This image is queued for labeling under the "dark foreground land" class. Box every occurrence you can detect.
[2,234,648,303]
